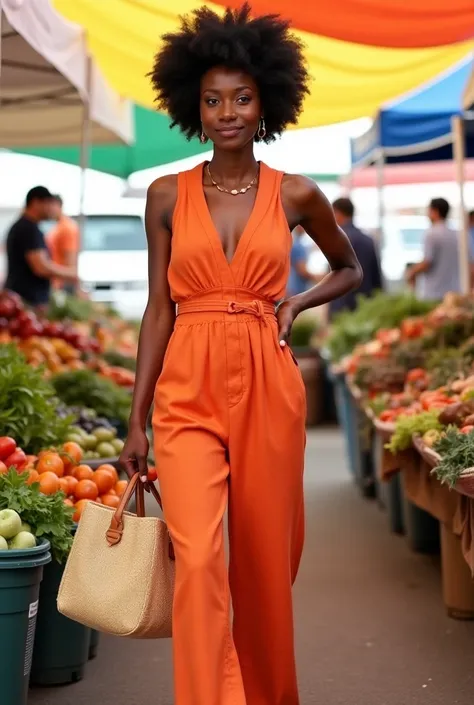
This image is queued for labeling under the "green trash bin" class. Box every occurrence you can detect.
[89,629,100,660]
[0,539,51,705]
[30,557,91,685]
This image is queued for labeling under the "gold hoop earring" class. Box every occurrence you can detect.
[257,118,266,140]
[200,128,208,144]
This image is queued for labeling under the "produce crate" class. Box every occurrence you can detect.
[328,366,357,477]
[0,539,51,705]
[30,549,91,685]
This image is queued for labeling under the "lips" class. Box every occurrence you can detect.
[217,127,243,138]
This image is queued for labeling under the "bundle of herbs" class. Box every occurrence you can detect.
[0,344,72,453]
[432,428,474,488]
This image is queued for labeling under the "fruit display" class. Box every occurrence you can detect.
[65,422,125,461]
[0,508,36,550]
[0,289,101,355]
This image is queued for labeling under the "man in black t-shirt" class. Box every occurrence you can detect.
[5,186,78,308]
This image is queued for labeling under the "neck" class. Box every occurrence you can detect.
[208,144,258,187]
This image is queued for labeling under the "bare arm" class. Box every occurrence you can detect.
[279,175,362,341]
[26,250,77,281]
[129,177,177,430]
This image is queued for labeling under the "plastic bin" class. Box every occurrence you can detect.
[0,539,51,705]
[30,556,91,685]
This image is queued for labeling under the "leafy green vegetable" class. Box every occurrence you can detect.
[367,394,390,417]
[432,427,474,488]
[0,469,74,563]
[386,411,442,454]
[52,369,131,427]
[326,292,436,362]
[102,350,137,371]
[0,345,72,453]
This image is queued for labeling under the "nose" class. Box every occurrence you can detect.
[219,99,237,122]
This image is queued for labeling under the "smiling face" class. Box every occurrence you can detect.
[200,67,261,151]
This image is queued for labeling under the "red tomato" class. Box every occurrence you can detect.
[379,410,395,422]
[0,436,17,461]
[5,449,27,471]
[406,368,426,383]
[461,425,474,434]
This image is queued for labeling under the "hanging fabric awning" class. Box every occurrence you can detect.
[53,0,474,129]
[1,0,133,147]
[218,0,474,49]
[351,56,474,167]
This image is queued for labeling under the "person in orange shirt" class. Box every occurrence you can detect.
[48,195,79,294]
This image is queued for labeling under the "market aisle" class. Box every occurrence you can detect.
[29,429,474,705]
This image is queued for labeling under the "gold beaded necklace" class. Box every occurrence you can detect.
[206,163,259,196]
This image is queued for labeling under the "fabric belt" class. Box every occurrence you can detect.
[177,298,275,324]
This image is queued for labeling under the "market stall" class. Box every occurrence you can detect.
[329,291,474,619]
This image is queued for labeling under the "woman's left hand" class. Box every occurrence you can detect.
[277,300,298,347]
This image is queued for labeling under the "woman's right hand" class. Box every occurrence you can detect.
[119,426,150,483]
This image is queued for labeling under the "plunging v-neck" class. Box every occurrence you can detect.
[194,161,267,274]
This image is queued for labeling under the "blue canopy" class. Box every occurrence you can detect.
[351,56,474,167]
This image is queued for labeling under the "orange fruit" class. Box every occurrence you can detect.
[97,464,118,484]
[115,480,128,497]
[58,477,70,494]
[26,469,40,485]
[38,471,60,495]
[64,475,78,496]
[64,498,74,507]
[60,442,83,473]
[74,479,99,501]
[36,451,64,478]
[26,454,38,466]
[101,493,120,508]
[73,498,91,522]
[74,465,94,481]
[95,496,103,504]
[93,469,115,495]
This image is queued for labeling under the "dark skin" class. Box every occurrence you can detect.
[120,66,362,482]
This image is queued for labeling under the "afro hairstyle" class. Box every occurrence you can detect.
[149,3,309,143]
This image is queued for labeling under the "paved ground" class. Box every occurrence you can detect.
[29,429,474,705]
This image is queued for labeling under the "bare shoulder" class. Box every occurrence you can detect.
[147,174,178,205]
[282,173,327,206]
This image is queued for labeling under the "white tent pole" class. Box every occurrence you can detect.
[452,115,470,294]
[78,52,92,254]
[375,150,385,244]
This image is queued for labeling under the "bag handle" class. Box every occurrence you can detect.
[105,473,175,560]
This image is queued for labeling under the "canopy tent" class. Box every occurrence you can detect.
[219,0,474,48]
[464,65,474,109]
[350,56,474,167]
[0,0,133,147]
[52,0,474,129]
[16,104,208,178]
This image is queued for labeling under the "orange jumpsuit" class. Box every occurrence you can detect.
[153,162,306,705]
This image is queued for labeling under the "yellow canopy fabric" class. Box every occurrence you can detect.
[53,0,473,128]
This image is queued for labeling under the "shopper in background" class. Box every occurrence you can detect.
[328,197,383,319]
[47,194,80,294]
[5,186,77,310]
[406,198,472,300]
[287,225,323,297]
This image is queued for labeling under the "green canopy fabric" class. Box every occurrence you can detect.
[15,105,208,178]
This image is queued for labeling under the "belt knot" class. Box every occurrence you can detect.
[227,300,267,324]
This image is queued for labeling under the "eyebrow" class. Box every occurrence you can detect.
[202,85,254,94]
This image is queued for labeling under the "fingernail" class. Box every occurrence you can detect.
[280,340,286,347]
[140,477,147,483]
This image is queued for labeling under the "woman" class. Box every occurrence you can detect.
[120,5,362,705]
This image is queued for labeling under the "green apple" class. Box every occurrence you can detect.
[0,509,22,539]
[9,531,36,550]
[111,439,124,454]
[0,536,8,551]
[83,435,98,450]
[93,427,115,443]
[20,521,31,533]
[97,442,115,458]
[67,432,85,446]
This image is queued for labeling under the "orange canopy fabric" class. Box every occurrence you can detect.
[218,0,474,48]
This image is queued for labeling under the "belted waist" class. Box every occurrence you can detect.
[177,297,276,323]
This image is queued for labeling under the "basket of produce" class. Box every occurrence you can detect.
[430,427,474,500]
